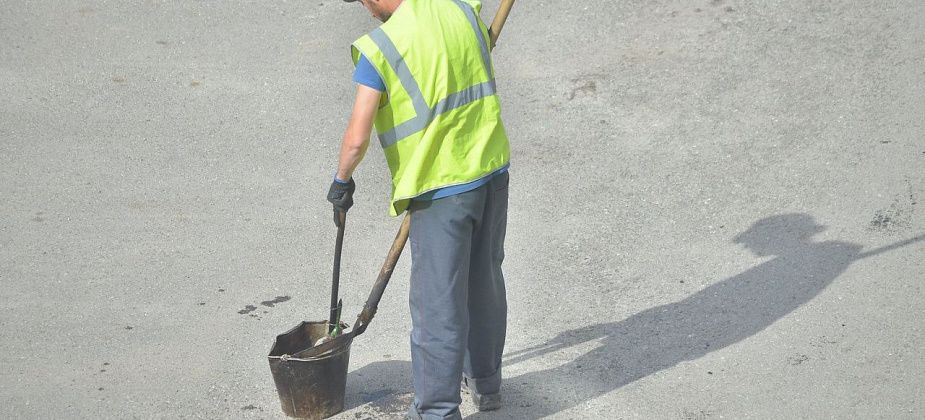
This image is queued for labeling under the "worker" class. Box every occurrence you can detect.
[326,0,510,418]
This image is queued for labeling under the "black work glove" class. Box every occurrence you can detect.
[327,177,355,227]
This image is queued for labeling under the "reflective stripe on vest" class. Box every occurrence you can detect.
[351,0,510,216]
[369,0,496,148]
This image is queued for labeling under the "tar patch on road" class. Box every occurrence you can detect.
[568,79,597,101]
[238,296,291,318]
[261,296,291,307]
[681,408,715,420]
[871,206,909,232]
[870,184,917,234]
[366,392,414,418]
[788,354,809,365]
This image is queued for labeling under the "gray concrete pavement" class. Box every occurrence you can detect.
[1,0,923,418]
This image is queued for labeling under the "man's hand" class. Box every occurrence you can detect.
[327,178,356,227]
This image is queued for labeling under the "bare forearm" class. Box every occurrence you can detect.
[335,135,369,181]
[333,85,380,181]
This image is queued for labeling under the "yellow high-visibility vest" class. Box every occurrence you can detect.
[352,0,510,216]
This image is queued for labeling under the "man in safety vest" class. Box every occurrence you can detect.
[327,0,510,418]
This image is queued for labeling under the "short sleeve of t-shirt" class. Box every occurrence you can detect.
[353,54,386,91]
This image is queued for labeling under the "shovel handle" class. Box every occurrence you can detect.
[329,211,346,333]
[291,212,409,359]
[489,0,516,50]
[353,212,411,335]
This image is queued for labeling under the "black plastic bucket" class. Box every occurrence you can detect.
[268,321,353,419]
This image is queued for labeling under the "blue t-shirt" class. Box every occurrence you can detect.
[412,164,509,201]
[352,54,507,200]
[353,54,386,91]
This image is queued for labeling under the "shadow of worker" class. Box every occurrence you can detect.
[495,213,923,419]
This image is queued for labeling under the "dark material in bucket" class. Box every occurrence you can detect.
[268,321,353,419]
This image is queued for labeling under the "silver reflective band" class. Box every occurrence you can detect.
[448,0,493,79]
[433,79,497,116]
[372,1,497,148]
[378,79,497,148]
[368,28,430,116]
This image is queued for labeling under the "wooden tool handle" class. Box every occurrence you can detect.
[292,213,411,358]
[353,212,411,335]
[489,0,516,50]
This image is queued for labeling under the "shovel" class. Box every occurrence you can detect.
[292,213,411,359]
[267,214,411,419]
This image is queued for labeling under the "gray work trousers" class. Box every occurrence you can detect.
[406,171,509,420]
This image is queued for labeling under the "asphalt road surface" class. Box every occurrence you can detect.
[1,0,923,418]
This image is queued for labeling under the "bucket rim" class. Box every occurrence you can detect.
[267,335,353,362]
[268,320,355,361]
